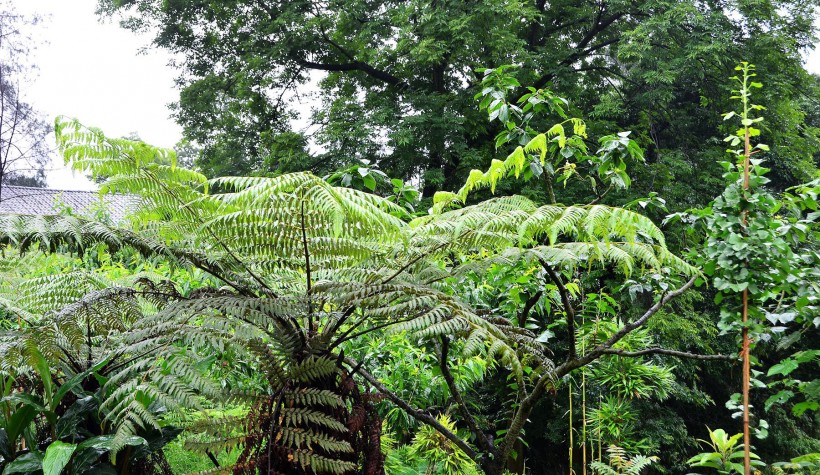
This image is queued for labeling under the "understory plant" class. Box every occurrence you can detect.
[394,414,480,475]
[590,445,659,475]
[0,250,199,474]
[687,428,763,475]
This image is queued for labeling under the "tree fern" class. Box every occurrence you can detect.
[0,119,697,474]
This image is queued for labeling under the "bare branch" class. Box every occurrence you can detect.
[531,13,626,90]
[600,347,737,361]
[345,356,479,462]
[499,372,553,464]
[586,276,697,360]
[439,337,495,456]
[540,259,576,360]
[294,58,406,88]
[587,184,613,206]
[518,290,543,326]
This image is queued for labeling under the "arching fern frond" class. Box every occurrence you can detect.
[404,197,694,279]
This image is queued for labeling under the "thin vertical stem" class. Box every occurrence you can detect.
[590,436,595,468]
[598,395,602,464]
[581,314,587,475]
[740,64,752,475]
[569,381,574,475]
[742,291,751,475]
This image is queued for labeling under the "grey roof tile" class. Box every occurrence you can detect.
[0,186,137,223]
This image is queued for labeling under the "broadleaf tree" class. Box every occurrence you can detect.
[97,0,819,204]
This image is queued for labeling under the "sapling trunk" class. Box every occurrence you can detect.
[742,291,751,475]
[741,70,752,475]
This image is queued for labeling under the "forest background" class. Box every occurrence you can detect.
[0,1,817,474]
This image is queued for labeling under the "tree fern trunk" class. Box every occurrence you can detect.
[234,356,384,475]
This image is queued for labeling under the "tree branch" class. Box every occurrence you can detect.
[518,290,543,327]
[531,12,626,91]
[540,259,576,360]
[499,371,553,464]
[551,276,698,378]
[600,347,737,361]
[345,357,478,462]
[439,337,496,456]
[294,58,406,88]
[500,276,697,464]
[587,184,613,205]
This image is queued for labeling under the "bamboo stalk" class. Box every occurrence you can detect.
[598,395,602,464]
[581,313,587,475]
[569,381,574,475]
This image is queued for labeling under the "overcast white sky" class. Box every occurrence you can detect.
[14,0,180,190]
[10,1,820,190]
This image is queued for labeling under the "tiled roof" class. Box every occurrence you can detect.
[0,186,137,223]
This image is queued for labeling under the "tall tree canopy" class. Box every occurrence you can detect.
[98,0,819,200]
